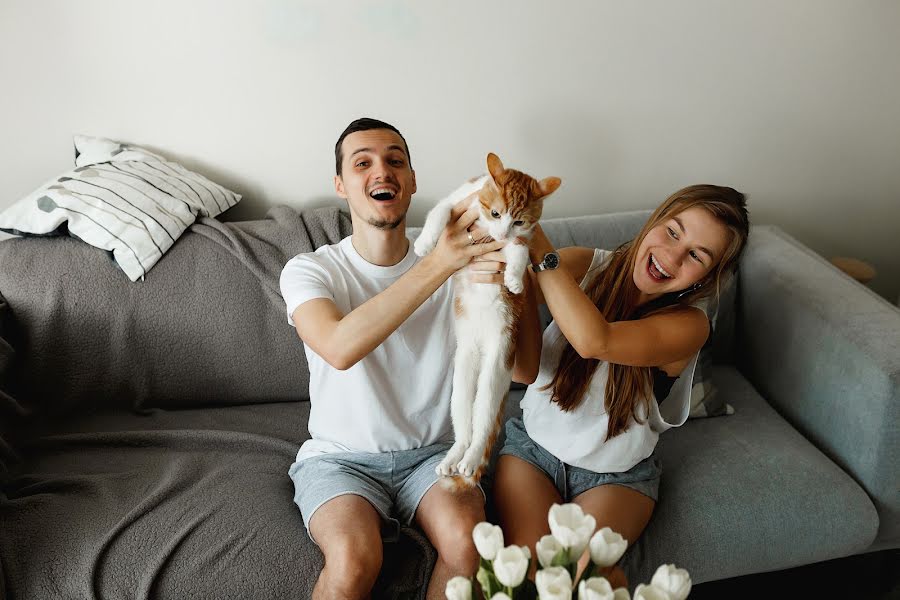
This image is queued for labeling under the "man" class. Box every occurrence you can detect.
[280,118,518,599]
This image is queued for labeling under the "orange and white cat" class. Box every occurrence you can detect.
[414,153,561,484]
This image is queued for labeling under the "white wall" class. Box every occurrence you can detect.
[2,0,899,301]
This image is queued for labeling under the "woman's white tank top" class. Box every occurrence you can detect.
[521,248,705,473]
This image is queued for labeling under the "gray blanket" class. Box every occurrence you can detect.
[0,206,434,599]
[0,205,352,416]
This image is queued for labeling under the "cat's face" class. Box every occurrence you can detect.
[476,153,561,241]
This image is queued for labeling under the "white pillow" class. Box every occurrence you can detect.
[0,135,241,281]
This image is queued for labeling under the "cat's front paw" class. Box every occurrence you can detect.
[414,234,438,257]
[505,274,525,294]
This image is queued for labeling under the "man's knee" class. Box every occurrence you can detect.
[320,534,384,593]
[434,520,480,574]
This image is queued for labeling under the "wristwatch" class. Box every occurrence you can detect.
[532,251,560,272]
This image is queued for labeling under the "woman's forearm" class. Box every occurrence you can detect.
[529,226,611,359]
[511,273,542,384]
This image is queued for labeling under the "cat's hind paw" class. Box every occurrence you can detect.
[436,457,458,477]
[456,453,483,478]
[436,443,467,476]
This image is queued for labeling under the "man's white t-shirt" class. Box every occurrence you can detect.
[521,248,704,474]
[279,236,455,462]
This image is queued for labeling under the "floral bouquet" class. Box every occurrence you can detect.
[446,503,691,600]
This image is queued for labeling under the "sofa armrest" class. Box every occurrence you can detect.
[736,225,900,546]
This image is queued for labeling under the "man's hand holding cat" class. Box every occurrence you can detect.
[425,194,506,278]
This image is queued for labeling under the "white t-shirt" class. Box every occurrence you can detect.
[521,248,703,473]
[279,236,456,462]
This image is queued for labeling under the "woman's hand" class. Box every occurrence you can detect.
[527,223,557,264]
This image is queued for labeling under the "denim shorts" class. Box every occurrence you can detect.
[288,442,484,544]
[499,418,662,502]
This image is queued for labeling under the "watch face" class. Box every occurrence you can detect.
[544,252,560,269]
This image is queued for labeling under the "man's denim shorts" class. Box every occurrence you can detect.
[288,442,484,544]
[499,418,662,502]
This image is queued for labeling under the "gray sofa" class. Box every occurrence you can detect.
[0,206,897,599]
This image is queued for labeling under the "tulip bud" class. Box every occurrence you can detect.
[588,527,628,568]
[548,503,596,561]
[493,545,530,588]
[536,566,573,600]
[445,576,472,600]
[472,522,504,561]
[577,576,614,600]
[536,534,566,568]
[650,564,691,600]
[633,583,672,600]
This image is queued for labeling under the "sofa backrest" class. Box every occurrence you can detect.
[0,206,737,420]
[0,206,350,417]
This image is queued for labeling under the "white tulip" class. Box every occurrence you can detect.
[493,545,530,588]
[612,588,631,600]
[536,534,566,568]
[650,564,691,600]
[536,566,573,600]
[445,576,472,600]
[491,594,512,600]
[588,527,628,568]
[577,576,614,600]
[548,503,597,560]
[472,522,504,561]
[633,583,672,600]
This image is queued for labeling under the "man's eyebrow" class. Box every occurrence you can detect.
[673,216,716,261]
[349,145,408,158]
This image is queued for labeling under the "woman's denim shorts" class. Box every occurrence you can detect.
[499,418,662,502]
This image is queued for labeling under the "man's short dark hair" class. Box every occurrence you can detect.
[335,117,412,176]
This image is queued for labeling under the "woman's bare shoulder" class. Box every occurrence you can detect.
[558,246,598,282]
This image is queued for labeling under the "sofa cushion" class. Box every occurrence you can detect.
[0,401,433,599]
[0,135,242,282]
[623,366,878,584]
[0,206,351,415]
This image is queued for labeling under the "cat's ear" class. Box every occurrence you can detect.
[539,176,562,198]
[487,153,505,181]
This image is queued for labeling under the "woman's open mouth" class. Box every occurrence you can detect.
[647,253,673,282]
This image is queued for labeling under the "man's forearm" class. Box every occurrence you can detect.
[325,254,454,369]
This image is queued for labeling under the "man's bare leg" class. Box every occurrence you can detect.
[415,482,485,600]
[309,495,384,600]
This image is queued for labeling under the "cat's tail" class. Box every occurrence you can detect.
[438,393,508,492]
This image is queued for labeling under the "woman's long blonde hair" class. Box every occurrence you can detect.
[541,185,750,441]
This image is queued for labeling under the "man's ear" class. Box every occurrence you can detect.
[411,170,417,195]
[334,175,347,199]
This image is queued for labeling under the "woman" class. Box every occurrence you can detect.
[495,184,750,587]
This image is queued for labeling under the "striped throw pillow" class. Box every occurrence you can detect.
[0,135,241,281]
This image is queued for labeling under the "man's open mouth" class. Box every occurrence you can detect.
[369,187,397,201]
